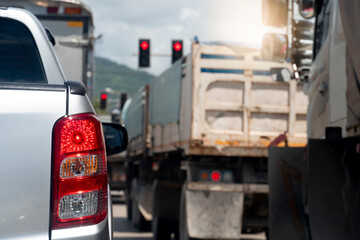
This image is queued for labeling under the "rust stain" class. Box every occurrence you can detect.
[276,142,307,147]
[215,140,241,146]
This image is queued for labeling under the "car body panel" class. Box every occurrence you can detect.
[0,89,66,239]
[0,7,111,240]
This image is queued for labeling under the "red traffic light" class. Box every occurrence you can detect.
[171,40,183,63]
[101,93,107,100]
[140,41,149,51]
[173,42,182,52]
[139,39,150,67]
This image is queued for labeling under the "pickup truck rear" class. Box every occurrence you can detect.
[0,7,126,240]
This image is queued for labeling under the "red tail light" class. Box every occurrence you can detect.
[210,171,221,182]
[47,7,59,14]
[52,113,107,230]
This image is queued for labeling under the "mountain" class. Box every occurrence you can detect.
[94,57,155,100]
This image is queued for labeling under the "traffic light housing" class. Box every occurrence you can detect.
[120,93,127,110]
[291,20,314,82]
[100,92,107,110]
[172,40,183,63]
[139,39,150,67]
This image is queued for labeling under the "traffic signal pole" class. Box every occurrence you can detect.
[133,53,171,57]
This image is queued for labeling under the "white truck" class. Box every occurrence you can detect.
[124,41,308,239]
[0,0,96,101]
[262,0,360,239]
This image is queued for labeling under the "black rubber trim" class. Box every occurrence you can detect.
[36,15,89,23]
[0,82,66,91]
[66,80,86,95]
[352,65,360,94]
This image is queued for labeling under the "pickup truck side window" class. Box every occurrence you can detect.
[0,18,46,83]
[313,0,330,59]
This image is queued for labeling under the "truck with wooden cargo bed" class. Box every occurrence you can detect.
[124,41,308,240]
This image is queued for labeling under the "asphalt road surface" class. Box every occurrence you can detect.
[111,192,266,240]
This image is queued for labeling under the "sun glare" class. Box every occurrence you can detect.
[204,0,268,48]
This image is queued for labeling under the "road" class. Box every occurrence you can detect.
[112,193,152,240]
[111,193,266,240]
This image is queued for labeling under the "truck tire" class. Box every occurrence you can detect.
[265,228,269,240]
[126,195,132,221]
[179,183,194,240]
[152,180,181,240]
[131,178,148,230]
[125,164,132,221]
[152,217,173,240]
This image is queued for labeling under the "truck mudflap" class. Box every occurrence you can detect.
[184,182,268,239]
[307,139,360,240]
[137,183,153,221]
[268,146,308,240]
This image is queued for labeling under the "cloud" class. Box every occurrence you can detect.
[81,0,264,76]
[180,8,200,21]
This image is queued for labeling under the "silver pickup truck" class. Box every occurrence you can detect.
[0,7,126,240]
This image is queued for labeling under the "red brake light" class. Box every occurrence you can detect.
[52,113,107,230]
[141,41,149,51]
[173,42,182,52]
[60,118,98,155]
[72,132,84,144]
[47,7,59,14]
[211,171,221,182]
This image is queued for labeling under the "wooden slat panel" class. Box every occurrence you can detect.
[200,59,252,70]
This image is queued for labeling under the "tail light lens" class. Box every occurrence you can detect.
[210,171,221,182]
[222,170,234,183]
[198,170,234,183]
[199,170,209,181]
[52,113,107,230]
[64,7,82,15]
[47,7,59,14]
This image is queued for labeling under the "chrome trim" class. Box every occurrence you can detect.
[51,217,109,240]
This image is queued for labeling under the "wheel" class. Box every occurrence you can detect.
[179,183,194,240]
[152,216,173,240]
[131,178,149,230]
[265,228,270,240]
[125,166,132,221]
[125,195,132,221]
[152,180,181,240]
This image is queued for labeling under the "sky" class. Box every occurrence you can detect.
[81,0,268,76]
